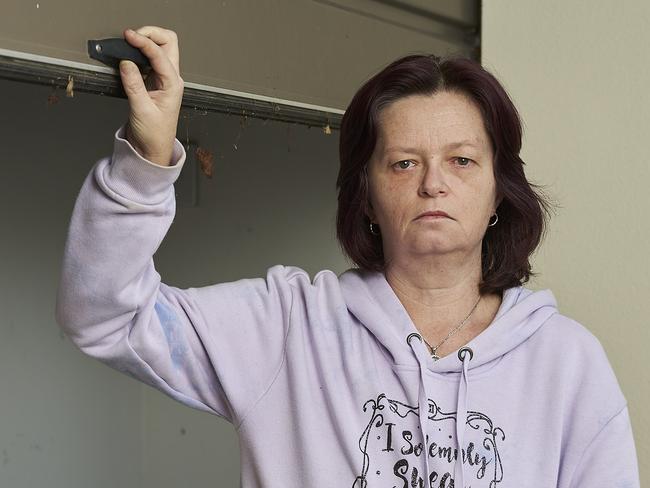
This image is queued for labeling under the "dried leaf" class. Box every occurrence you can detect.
[66,75,74,98]
[195,146,214,179]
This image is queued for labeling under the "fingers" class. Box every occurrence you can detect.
[119,60,150,114]
[134,26,180,71]
[123,28,181,90]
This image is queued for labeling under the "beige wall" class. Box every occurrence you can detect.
[482,1,649,484]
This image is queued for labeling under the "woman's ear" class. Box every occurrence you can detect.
[363,165,376,222]
[494,193,504,211]
[365,200,376,222]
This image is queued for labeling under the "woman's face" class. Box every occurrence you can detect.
[367,90,500,264]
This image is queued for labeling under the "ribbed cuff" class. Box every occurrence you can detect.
[105,123,187,204]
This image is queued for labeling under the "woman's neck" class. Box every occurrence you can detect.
[385,266,502,354]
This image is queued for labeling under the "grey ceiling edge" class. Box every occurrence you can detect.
[313,0,480,51]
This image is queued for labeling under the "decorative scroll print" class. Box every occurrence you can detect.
[351,393,505,487]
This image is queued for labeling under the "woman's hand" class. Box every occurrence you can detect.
[119,26,184,167]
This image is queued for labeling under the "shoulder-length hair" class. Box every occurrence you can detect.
[335,53,559,296]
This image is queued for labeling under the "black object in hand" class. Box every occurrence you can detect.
[87,38,151,70]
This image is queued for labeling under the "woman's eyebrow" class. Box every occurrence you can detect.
[384,140,480,153]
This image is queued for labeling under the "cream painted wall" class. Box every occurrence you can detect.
[482,1,649,484]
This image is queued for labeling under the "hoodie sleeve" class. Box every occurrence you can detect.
[55,123,296,427]
[568,404,640,488]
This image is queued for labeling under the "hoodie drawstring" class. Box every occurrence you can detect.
[454,346,472,487]
[407,333,473,487]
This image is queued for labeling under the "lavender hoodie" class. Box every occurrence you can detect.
[55,124,640,487]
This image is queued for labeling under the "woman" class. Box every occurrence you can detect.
[55,26,640,487]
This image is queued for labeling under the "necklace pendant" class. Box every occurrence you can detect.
[432,353,440,361]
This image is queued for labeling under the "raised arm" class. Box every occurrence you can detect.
[55,26,298,426]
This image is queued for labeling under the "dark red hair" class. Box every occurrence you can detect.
[335,53,559,296]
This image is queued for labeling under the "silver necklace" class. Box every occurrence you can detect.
[422,294,482,361]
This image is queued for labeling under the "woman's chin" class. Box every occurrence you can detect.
[411,242,457,255]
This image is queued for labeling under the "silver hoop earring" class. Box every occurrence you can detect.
[488,212,499,227]
[369,222,381,236]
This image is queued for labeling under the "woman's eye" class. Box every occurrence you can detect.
[393,159,411,169]
[392,158,473,170]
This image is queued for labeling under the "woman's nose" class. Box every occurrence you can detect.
[418,163,448,196]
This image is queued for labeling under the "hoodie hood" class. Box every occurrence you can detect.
[339,267,559,486]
